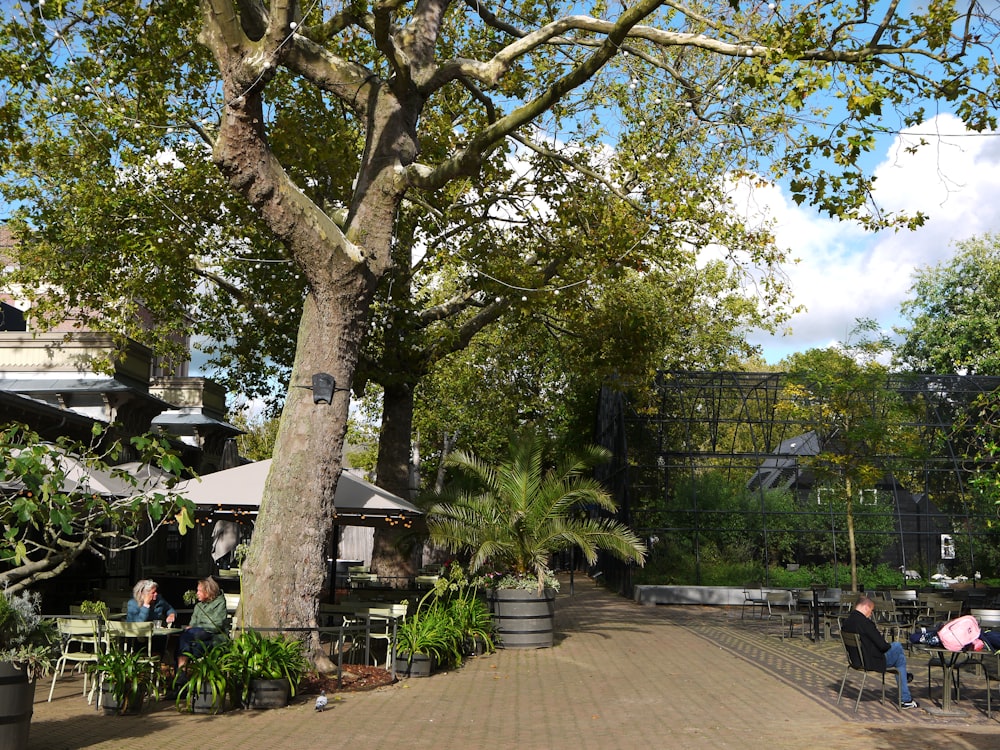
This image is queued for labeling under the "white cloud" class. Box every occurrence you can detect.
[747,114,1000,363]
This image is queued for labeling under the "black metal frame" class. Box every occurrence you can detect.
[594,372,1000,594]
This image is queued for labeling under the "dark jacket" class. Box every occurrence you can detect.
[842,607,890,671]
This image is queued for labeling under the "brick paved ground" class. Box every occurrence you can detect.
[27,577,1000,750]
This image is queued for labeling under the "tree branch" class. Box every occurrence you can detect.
[408,0,668,189]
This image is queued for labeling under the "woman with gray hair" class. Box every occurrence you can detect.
[126,579,176,625]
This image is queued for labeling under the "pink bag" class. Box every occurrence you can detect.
[938,615,982,652]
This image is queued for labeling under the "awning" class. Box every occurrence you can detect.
[0,447,173,497]
[172,459,422,527]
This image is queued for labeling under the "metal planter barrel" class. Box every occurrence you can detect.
[0,663,36,750]
[489,588,556,649]
[248,678,290,709]
[394,651,435,678]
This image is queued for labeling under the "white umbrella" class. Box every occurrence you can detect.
[172,460,421,526]
[0,446,167,497]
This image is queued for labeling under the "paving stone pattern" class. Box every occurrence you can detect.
[29,579,1000,750]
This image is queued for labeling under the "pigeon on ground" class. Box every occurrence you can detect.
[315,690,328,712]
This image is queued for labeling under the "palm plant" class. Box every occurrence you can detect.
[426,434,647,592]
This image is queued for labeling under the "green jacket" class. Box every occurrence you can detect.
[190,595,230,635]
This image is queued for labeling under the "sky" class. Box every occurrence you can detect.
[739,113,1000,365]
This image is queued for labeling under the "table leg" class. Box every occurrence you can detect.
[926,652,968,717]
[812,590,820,640]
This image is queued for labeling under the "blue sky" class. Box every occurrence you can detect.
[737,113,1000,364]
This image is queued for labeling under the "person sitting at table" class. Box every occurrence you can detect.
[842,595,918,709]
[126,579,176,625]
[176,576,230,670]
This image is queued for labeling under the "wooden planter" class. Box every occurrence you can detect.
[0,663,35,750]
[489,588,556,649]
[100,683,146,716]
[188,683,228,714]
[393,651,434,678]
[248,678,289,709]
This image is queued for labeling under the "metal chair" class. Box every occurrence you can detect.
[365,602,409,670]
[837,630,902,712]
[765,590,805,640]
[103,620,155,658]
[872,599,903,641]
[971,609,1000,629]
[740,584,766,620]
[48,617,104,703]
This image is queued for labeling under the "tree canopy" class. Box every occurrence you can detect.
[1,1,996,654]
[896,233,1000,376]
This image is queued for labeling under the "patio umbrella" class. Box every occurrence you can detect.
[171,459,422,527]
[0,446,168,497]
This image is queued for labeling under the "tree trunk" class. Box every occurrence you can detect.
[846,492,859,593]
[199,8,422,670]
[241,283,372,668]
[370,383,417,581]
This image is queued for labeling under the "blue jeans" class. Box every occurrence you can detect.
[884,641,912,702]
[177,627,214,662]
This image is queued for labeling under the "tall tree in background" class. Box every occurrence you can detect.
[779,325,924,591]
[896,233,1000,376]
[0,2,996,663]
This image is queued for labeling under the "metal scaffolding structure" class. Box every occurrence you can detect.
[595,372,1000,592]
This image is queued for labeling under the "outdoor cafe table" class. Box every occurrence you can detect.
[795,589,842,641]
[920,646,970,717]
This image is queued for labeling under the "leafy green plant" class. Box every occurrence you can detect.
[0,589,57,680]
[221,630,307,708]
[182,589,198,606]
[426,433,647,592]
[89,641,162,714]
[446,593,494,656]
[0,423,194,594]
[175,642,230,714]
[395,602,463,669]
[437,563,494,655]
[79,600,109,616]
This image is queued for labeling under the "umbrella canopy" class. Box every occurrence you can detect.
[0,447,171,497]
[173,459,422,527]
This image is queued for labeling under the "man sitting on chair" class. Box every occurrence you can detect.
[842,595,918,709]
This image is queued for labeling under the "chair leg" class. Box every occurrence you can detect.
[851,672,866,713]
[47,658,61,702]
[985,666,992,719]
[837,669,853,706]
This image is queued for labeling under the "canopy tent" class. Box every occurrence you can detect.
[0,447,173,497]
[173,459,422,528]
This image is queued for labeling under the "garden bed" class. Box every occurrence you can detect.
[300,666,395,695]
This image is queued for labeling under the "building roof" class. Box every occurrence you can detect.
[151,410,241,437]
[0,377,174,407]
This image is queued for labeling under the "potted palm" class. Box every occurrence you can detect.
[0,591,56,750]
[426,434,647,648]
[90,641,162,715]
